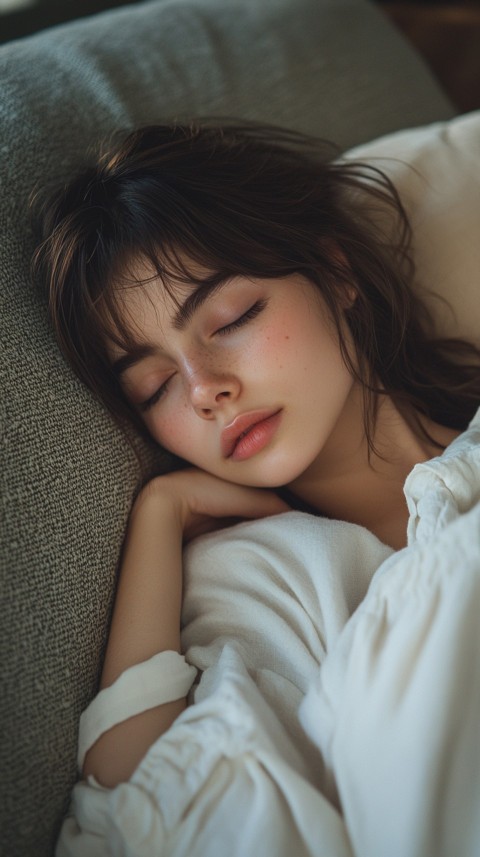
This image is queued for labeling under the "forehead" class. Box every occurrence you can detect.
[106,253,230,354]
[117,253,192,308]
[115,262,179,326]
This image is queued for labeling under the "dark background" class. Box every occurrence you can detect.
[1,0,480,112]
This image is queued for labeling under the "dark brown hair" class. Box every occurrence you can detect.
[32,121,480,451]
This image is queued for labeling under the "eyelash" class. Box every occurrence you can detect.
[139,299,267,412]
[216,299,267,335]
[139,380,170,412]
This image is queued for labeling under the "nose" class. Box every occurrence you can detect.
[189,371,240,419]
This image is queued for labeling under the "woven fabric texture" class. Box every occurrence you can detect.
[0,0,453,854]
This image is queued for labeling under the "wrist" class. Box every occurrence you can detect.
[132,475,187,531]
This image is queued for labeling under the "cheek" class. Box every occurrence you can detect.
[146,399,195,455]
[249,310,329,380]
[245,314,299,371]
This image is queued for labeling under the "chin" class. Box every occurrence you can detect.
[228,450,314,489]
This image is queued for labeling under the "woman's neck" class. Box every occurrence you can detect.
[287,393,460,550]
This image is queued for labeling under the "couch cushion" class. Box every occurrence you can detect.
[0,0,453,855]
[345,110,480,347]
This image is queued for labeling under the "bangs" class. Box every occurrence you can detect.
[94,242,239,359]
[91,191,312,360]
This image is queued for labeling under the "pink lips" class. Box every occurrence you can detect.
[221,409,282,461]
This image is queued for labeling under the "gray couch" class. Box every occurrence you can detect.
[0,1,454,854]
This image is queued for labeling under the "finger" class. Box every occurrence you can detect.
[208,483,290,521]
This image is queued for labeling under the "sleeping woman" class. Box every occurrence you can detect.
[33,123,480,856]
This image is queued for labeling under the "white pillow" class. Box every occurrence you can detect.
[344,110,480,347]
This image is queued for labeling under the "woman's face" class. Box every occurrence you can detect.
[110,266,359,488]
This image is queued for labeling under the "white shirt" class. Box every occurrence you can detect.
[57,408,480,857]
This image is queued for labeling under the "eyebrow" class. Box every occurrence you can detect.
[111,344,158,378]
[111,279,230,378]
[172,279,229,330]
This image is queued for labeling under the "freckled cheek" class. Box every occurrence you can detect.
[244,321,295,371]
[264,321,327,385]
[254,315,345,391]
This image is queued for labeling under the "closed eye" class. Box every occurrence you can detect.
[216,299,267,335]
[138,299,267,411]
[139,377,172,412]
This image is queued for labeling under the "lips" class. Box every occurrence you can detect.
[221,409,282,460]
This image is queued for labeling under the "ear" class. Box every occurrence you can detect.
[325,242,358,309]
[342,283,358,309]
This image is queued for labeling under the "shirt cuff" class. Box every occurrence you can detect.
[77,650,197,770]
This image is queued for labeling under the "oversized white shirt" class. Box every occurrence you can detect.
[57,408,480,857]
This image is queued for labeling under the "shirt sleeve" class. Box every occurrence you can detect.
[77,650,197,770]
[300,504,480,857]
[57,645,352,857]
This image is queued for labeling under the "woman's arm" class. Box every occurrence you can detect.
[82,490,185,787]
[82,469,289,788]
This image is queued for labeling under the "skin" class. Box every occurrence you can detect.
[84,263,459,787]
[113,265,458,546]
[115,271,357,488]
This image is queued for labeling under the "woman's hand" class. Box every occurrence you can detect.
[136,468,291,543]
[83,468,289,787]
